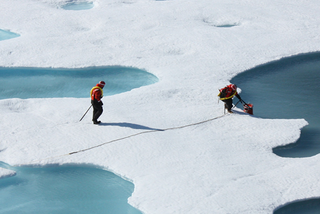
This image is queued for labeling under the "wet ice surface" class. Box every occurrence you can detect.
[1,0,320,213]
[0,162,142,214]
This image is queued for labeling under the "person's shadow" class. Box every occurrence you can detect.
[100,122,164,131]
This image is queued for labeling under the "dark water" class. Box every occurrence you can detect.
[0,162,141,214]
[274,198,320,214]
[231,52,320,158]
[0,66,158,99]
[231,52,320,214]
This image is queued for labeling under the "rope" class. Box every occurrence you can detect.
[67,114,227,155]
[21,114,228,165]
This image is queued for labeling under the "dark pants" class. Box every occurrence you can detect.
[223,98,233,111]
[91,100,103,122]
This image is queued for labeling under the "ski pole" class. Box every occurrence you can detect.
[233,100,241,108]
[79,105,92,122]
[239,98,247,105]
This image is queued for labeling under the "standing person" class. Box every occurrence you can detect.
[218,83,242,113]
[90,81,105,124]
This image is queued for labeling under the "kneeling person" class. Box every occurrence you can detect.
[218,84,242,113]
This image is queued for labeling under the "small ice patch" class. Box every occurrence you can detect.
[0,167,16,179]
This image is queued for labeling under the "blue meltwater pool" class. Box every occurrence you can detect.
[231,52,320,214]
[232,52,320,158]
[0,66,158,99]
[61,1,94,10]
[0,29,20,41]
[0,162,142,214]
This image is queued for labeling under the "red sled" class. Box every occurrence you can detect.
[243,103,253,115]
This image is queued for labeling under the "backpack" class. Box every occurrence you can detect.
[218,87,227,98]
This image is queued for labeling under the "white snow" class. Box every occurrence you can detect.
[0,167,16,179]
[1,0,320,213]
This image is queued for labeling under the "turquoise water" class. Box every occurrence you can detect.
[0,162,142,214]
[61,1,94,10]
[231,52,320,158]
[0,29,20,41]
[0,66,158,99]
[0,65,156,213]
[231,52,320,213]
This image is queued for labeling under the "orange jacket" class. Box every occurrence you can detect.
[218,84,240,100]
[90,84,103,101]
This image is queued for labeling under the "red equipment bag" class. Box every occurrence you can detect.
[243,103,253,115]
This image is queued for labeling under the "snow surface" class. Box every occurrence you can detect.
[0,166,15,179]
[1,0,320,213]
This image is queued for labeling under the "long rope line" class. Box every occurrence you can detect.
[67,113,227,156]
[22,113,228,165]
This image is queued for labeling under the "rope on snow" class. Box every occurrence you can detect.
[67,114,227,155]
[21,114,229,165]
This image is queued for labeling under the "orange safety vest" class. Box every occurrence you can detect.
[90,86,103,101]
[218,85,237,100]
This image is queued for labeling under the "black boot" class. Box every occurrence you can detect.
[93,120,101,124]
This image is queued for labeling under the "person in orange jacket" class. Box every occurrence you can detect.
[218,84,242,113]
[90,81,105,124]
